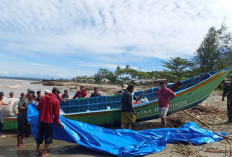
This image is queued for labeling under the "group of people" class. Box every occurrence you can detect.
[4,86,102,102]
[0,87,63,157]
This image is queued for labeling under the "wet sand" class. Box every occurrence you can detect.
[0,132,115,157]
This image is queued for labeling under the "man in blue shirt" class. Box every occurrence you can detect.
[90,87,101,97]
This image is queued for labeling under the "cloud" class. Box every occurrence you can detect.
[1,0,232,59]
[0,61,92,78]
[0,0,232,78]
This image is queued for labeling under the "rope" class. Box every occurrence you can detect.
[167,122,205,157]
[183,110,232,156]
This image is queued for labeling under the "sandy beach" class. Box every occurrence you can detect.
[0,80,231,157]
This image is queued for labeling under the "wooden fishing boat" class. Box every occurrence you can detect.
[3,68,232,130]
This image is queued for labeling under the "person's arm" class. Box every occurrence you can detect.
[37,97,44,111]
[128,93,135,114]
[18,99,26,110]
[222,86,228,102]
[84,91,87,97]
[53,99,63,128]
[64,94,71,100]
[2,102,9,105]
[133,94,138,102]
[73,91,78,99]
[168,89,176,100]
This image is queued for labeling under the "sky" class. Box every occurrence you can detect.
[0,0,232,79]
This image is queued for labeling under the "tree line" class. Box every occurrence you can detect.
[93,23,232,84]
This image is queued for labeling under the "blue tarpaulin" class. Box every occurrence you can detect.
[27,103,226,157]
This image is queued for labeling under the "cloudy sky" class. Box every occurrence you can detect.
[0,0,232,78]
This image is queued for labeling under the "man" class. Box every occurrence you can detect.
[19,93,25,100]
[36,87,63,157]
[9,92,14,98]
[117,84,128,95]
[73,86,87,99]
[90,87,101,97]
[121,85,136,129]
[222,76,232,123]
[0,92,9,138]
[61,89,71,101]
[17,90,35,147]
[157,82,176,128]
[44,90,51,95]
[36,91,42,102]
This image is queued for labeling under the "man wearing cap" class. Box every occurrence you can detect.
[19,93,25,100]
[44,90,51,95]
[9,92,14,98]
[36,87,63,157]
[117,84,128,95]
[17,90,35,148]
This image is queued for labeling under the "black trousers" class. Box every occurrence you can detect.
[36,121,53,144]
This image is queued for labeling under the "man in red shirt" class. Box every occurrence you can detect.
[157,82,176,128]
[36,87,63,157]
[73,86,87,99]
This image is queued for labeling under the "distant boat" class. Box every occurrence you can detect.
[3,68,232,130]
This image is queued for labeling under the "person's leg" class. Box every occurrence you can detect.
[36,121,44,155]
[126,112,136,130]
[160,107,168,128]
[18,136,24,148]
[121,112,126,129]
[43,123,53,157]
[43,144,50,157]
[21,134,25,145]
[161,118,167,128]
[36,143,41,156]
[227,99,232,123]
[17,123,24,148]
[0,121,3,136]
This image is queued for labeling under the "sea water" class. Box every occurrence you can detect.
[0,78,53,98]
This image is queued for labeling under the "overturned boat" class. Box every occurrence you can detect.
[3,67,232,130]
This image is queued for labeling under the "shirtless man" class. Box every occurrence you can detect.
[0,92,9,137]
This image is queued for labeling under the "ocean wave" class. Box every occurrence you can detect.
[6,84,20,88]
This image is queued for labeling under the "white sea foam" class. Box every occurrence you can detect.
[7,84,20,88]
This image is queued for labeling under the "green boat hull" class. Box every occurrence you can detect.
[3,69,231,130]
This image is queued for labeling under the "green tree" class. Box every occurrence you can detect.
[94,68,117,84]
[162,57,190,79]
[195,24,232,72]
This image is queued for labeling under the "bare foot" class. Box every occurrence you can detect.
[43,153,51,157]
[36,150,41,156]
[18,144,24,148]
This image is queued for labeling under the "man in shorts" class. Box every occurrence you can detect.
[157,82,176,128]
[36,87,63,157]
